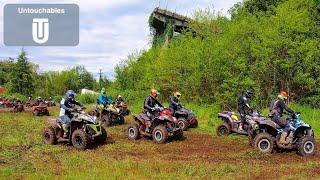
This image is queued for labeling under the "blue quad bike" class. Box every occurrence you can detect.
[248,113,316,156]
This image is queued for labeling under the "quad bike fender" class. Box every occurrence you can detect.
[257,119,280,129]
[133,113,149,124]
[294,126,313,137]
[85,124,103,138]
[217,113,232,124]
[255,123,278,137]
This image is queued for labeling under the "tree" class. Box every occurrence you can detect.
[7,50,34,96]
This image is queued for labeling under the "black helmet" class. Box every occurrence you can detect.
[245,90,253,98]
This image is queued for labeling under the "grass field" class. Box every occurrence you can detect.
[0,104,320,179]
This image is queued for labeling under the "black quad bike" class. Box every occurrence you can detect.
[42,108,108,150]
[217,111,266,136]
[249,113,316,156]
[174,107,198,131]
[90,103,125,127]
[127,106,183,144]
[115,101,130,116]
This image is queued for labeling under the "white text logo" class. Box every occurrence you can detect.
[32,18,49,44]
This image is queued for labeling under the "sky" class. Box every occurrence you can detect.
[0,0,242,79]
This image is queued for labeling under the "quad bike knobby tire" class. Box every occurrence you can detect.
[253,132,275,153]
[175,130,184,140]
[127,124,140,140]
[71,129,90,150]
[118,116,125,125]
[152,125,168,144]
[102,115,112,127]
[177,118,189,131]
[216,123,231,136]
[42,127,57,145]
[97,126,108,143]
[297,136,317,156]
[45,110,50,116]
[33,110,40,116]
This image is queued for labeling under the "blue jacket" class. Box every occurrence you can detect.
[97,94,113,105]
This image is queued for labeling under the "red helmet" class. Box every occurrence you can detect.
[280,91,288,98]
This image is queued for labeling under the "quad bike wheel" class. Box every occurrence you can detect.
[175,130,184,140]
[152,125,168,144]
[216,123,231,136]
[297,136,317,156]
[97,126,108,143]
[33,110,40,116]
[127,124,140,140]
[177,118,189,131]
[191,119,198,128]
[118,116,125,125]
[42,127,57,145]
[102,115,112,127]
[248,134,254,147]
[71,129,90,150]
[253,132,275,153]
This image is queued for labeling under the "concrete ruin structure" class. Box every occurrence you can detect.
[149,8,191,43]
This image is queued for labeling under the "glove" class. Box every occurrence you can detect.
[151,107,156,111]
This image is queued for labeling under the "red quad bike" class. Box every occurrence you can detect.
[32,104,50,116]
[127,106,183,144]
[217,111,266,136]
[13,101,24,113]
[174,107,198,131]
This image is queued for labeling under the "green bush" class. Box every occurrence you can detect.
[77,93,99,105]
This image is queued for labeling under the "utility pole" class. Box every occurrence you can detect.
[99,69,103,89]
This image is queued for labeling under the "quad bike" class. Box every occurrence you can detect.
[32,104,50,116]
[115,101,130,116]
[127,106,183,144]
[13,102,24,112]
[249,113,316,156]
[217,111,266,136]
[45,100,56,107]
[42,108,108,150]
[173,107,198,131]
[90,103,125,126]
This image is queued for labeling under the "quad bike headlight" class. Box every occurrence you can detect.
[253,123,259,130]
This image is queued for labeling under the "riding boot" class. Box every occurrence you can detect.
[279,132,288,144]
[62,124,69,138]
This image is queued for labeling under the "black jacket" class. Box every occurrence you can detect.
[61,97,82,117]
[237,95,251,115]
[168,96,181,113]
[270,98,294,116]
[144,96,163,113]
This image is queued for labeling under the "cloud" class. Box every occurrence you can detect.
[0,0,242,79]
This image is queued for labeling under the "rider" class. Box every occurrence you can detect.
[96,88,115,112]
[270,91,295,144]
[168,91,182,115]
[144,89,164,132]
[115,95,124,104]
[237,90,253,131]
[59,90,83,138]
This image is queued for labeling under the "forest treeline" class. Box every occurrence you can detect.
[0,50,110,101]
[112,0,320,109]
[0,0,319,108]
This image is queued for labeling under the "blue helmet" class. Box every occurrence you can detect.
[66,90,75,99]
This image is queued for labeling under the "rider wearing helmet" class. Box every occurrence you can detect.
[143,89,164,132]
[116,95,124,103]
[97,88,113,105]
[96,88,116,112]
[169,92,182,115]
[270,91,295,144]
[237,90,254,131]
[59,90,83,138]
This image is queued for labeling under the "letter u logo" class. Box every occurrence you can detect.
[32,18,49,44]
